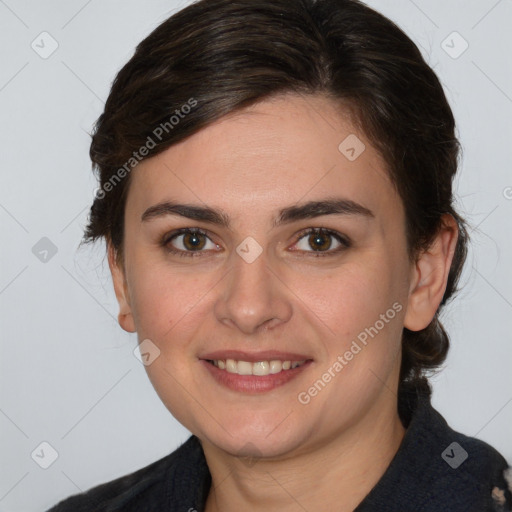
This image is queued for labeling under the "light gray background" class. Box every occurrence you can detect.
[0,1,511,510]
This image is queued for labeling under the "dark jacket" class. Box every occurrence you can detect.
[47,388,512,511]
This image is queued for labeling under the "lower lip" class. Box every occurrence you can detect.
[200,360,312,393]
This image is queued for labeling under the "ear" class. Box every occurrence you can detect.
[404,214,459,331]
[107,243,136,333]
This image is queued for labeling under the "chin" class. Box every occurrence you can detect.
[196,414,314,461]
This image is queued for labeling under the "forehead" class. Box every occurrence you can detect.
[127,93,397,221]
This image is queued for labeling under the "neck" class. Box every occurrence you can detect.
[202,391,406,512]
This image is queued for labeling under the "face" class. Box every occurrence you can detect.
[111,93,420,459]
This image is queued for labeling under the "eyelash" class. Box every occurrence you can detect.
[160,228,216,258]
[160,227,351,258]
[291,227,351,257]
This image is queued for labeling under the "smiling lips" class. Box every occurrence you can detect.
[209,358,307,376]
[200,351,312,392]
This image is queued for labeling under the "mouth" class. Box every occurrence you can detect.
[206,358,307,376]
[199,351,313,393]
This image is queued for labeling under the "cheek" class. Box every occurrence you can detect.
[293,261,402,339]
[298,268,405,395]
[291,259,407,397]
[127,268,211,424]
[128,264,210,344]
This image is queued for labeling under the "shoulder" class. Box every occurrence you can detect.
[46,436,206,512]
[409,393,512,511]
[443,428,512,511]
[359,387,512,511]
[492,465,512,512]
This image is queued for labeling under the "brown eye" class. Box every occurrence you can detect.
[291,228,350,255]
[162,228,219,256]
[308,232,332,251]
[181,232,207,251]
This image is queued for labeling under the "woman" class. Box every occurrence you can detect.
[48,0,511,510]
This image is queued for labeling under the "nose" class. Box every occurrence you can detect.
[213,249,293,335]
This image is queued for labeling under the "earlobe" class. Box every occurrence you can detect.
[404,214,459,332]
[107,243,136,333]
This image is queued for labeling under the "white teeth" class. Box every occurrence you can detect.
[270,360,282,374]
[226,359,238,373]
[211,359,306,376]
[253,361,270,376]
[237,360,253,376]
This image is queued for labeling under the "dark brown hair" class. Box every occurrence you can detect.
[83,0,469,400]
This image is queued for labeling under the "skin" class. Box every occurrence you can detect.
[108,93,458,511]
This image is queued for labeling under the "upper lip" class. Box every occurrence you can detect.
[199,350,312,363]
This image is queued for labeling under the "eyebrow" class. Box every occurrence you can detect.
[141,198,374,228]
